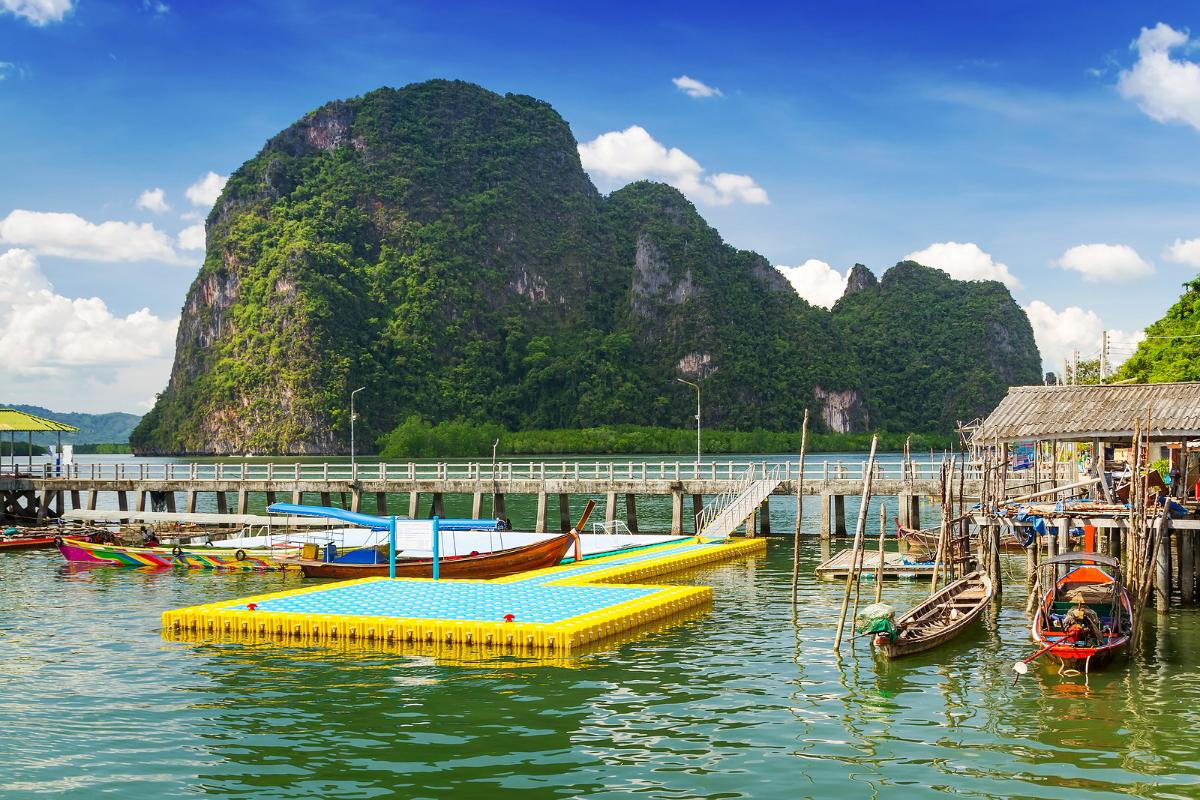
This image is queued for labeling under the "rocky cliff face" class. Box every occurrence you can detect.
[131,81,1038,454]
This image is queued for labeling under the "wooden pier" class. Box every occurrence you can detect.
[1,458,987,536]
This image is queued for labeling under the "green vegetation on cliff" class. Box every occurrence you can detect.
[131,80,1040,455]
[1118,276,1200,382]
[831,262,1042,432]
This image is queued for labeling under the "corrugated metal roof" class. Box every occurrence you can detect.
[973,383,1200,442]
[0,409,79,433]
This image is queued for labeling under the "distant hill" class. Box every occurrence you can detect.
[6,405,142,445]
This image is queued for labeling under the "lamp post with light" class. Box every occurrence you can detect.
[676,378,701,467]
[350,386,366,478]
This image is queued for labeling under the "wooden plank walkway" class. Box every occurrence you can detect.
[815,548,976,581]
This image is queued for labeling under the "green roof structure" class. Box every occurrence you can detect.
[0,409,79,433]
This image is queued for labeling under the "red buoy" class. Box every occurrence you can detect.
[503,613,515,622]
[247,603,258,611]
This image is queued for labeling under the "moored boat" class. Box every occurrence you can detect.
[1029,552,1132,673]
[1,527,112,551]
[872,570,994,658]
[56,537,300,571]
[295,531,579,579]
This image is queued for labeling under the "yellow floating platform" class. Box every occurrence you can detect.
[162,536,765,657]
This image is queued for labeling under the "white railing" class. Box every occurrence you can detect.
[694,466,759,534]
[31,458,994,484]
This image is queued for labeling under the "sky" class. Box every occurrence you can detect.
[3,1,1200,413]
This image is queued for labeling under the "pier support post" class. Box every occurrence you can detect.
[408,492,419,518]
[136,491,146,512]
[320,492,332,507]
[492,493,505,520]
[820,493,832,541]
[215,492,227,515]
[759,498,771,536]
[625,494,639,534]
[605,492,617,525]
[471,493,482,519]
[376,492,388,515]
[265,491,277,506]
[692,495,703,534]
[350,492,361,513]
[292,490,302,505]
[185,491,196,513]
[898,494,910,528]
[535,492,548,533]
[54,491,63,517]
[70,490,80,510]
[1181,531,1195,606]
[165,492,176,513]
[1156,527,1172,613]
[237,489,248,515]
[87,491,97,511]
[559,494,571,533]
[745,508,756,538]
[833,495,847,537]
[990,524,1002,597]
[670,490,683,535]
[118,491,129,512]
[431,493,445,518]
[339,492,349,510]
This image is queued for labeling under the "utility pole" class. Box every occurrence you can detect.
[1100,330,1109,381]
[350,385,366,477]
[677,378,701,466]
[1071,350,1079,386]
[1061,358,1069,386]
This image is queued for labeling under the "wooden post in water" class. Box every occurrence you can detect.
[1181,530,1195,606]
[833,435,877,653]
[874,503,886,604]
[791,409,809,606]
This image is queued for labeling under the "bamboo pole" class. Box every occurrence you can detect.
[832,435,878,652]
[929,458,954,595]
[874,503,886,603]
[790,409,809,607]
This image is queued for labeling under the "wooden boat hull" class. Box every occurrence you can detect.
[1031,558,1132,673]
[0,535,59,551]
[56,537,297,571]
[296,533,577,580]
[874,571,994,658]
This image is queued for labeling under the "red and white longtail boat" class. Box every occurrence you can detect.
[1027,552,1133,674]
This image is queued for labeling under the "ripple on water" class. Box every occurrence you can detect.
[2,541,1200,798]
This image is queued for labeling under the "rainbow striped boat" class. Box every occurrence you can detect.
[56,537,300,571]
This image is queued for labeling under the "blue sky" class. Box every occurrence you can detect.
[3,1,1200,412]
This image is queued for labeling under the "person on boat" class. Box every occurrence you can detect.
[1063,591,1104,646]
[1170,464,1183,498]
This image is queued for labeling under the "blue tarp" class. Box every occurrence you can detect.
[264,503,504,531]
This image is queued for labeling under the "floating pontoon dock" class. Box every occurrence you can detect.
[163,536,765,654]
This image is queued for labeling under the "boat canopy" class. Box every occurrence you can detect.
[265,503,504,532]
[1038,551,1121,569]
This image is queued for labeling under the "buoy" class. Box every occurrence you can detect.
[247,603,257,611]
[503,613,515,622]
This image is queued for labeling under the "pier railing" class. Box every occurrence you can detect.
[28,458,980,483]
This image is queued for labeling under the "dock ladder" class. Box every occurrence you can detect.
[695,464,785,539]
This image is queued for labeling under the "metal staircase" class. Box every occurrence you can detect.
[695,464,784,539]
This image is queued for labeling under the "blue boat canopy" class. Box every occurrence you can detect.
[265,502,504,532]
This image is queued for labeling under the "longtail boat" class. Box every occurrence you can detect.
[1029,552,1132,673]
[1,528,111,551]
[295,531,579,579]
[897,522,1023,553]
[297,500,596,580]
[56,537,299,571]
[872,571,993,658]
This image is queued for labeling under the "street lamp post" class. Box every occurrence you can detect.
[350,386,366,478]
[677,378,701,467]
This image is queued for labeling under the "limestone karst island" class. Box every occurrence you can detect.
[3,4,1200,799]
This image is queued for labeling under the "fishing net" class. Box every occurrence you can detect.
[856,603,897,642]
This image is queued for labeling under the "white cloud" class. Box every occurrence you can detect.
[0,0,72,25]
[1117,23,1200,131]
[136,187,170,214]
[1054,243,1153,282]
[903,241,1020,289]
[0,62,14,80]
[775,260,849,308]
[0,209,187,263]
[1024,300,1145,371]
[0,249,178,376]
[672,75,723,98]
[177,223,205,251]
[1164,237,1200,267]
[577,125,768,206]
[185,171,228,208]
